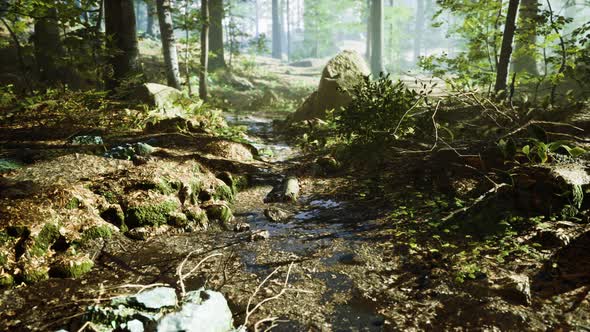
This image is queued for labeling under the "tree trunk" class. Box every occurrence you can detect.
[105,0,142,89]
[255,0,259,38]
[513,0,539,75]
[33,8,64,83]
[370,0,384,77]
[156,0,182,89]
[413,0,424,60]
[286,0,290,61]
[146,0,156,37]
[209,0,226,70]
[365,0,371,61]
[272,0,282,59]
[200,0,209,100]
[494,0,520,96]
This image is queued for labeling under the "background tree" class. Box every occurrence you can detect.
[200,0,210,100]
[370,0,384,76]
[156,0,181,89]
[146,0,157,37]
[33,7,64,83]
[414,0,424,60]
[513,0,539,75]
[209,0,226,70]
[105,0,142,89]
[495,0,520,96]
[272,0,282,59]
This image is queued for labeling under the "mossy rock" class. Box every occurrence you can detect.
[213,183,234,203]
[81,225,113,243]
[167,212,190,227]
[22,264,49,284]
[29,222,61,257]
[183,206,209,229]
[217,172,248,194]
[0,273,14,288]
[65,197,81,210]
[125,200,180,228]
[135,178,179,195]
[50,256,94,278]
[206,205,234,229]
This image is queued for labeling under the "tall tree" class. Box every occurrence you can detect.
[370,0,384,76]
[366,0,371,61]
[200,0,210,100]
[513,0,539,75]
[209,0,226,70]
[286,0,290,61]
[494,0,520,95]
[414,0,424,60]
[156,0,182,89]
[33,7,64,83]
[105,0,142,89]
[146,0,156,37]
[272,0,282,59]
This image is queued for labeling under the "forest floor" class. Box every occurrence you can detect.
[1,55,590,331]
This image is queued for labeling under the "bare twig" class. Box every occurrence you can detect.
[177,251,223,297]
[244,263,312,327]
[442,183,510,222]
[500,120,584,140]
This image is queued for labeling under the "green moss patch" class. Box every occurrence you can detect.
[65,197,81,210]
[125,200,180,228]
[22,265,49,284]
[206,205,234,229]
[30,222,61,257]
[0,273,14,288]
[50,257,94,278]
[81,225,113,243]
[213,183,234,203]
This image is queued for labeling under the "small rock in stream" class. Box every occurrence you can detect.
[250,230,270,242]
[130,287,177,310]
[264,207,290,222]
[234,222,251,232]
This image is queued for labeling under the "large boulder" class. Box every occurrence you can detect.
[291,50,369,121]
[131,83,184,116]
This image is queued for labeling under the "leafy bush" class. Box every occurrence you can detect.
[333,74,425,146]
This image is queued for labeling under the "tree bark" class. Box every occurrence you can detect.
[209,0,226,70]
[200,0,209,100]
[272,0,282,59]
[494,0,520,96]
[156,0,182,89]
[105,0,142,89]
[366,0,371,61]
[414,0,424,60]
[33,8,64,83]
[513,0,539,75]
[286,0,290,61]
[370,0,384,77]
[146,0,156,37]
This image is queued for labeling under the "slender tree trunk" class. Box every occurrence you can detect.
[105,0,142,89]
[209,0,226,70]
[156,0,182,89]
[366,0,371,61]
[272,0,282,59]
[286,0,290,61]
[513,0,539,75]
[34,8,64,83]
[413,0,424,61]
[200,0,209,100]
[494,0,520,96]
[255,0,259,38]
[370,0,384,77]
[146,0,156,37]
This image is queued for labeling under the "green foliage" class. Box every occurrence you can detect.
[333,74,425,146]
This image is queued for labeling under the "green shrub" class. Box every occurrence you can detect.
[333,74,425,146]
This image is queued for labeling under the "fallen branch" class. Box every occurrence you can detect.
[177,251,223,297]
[442,183,510,222]
[244,263,312,328]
